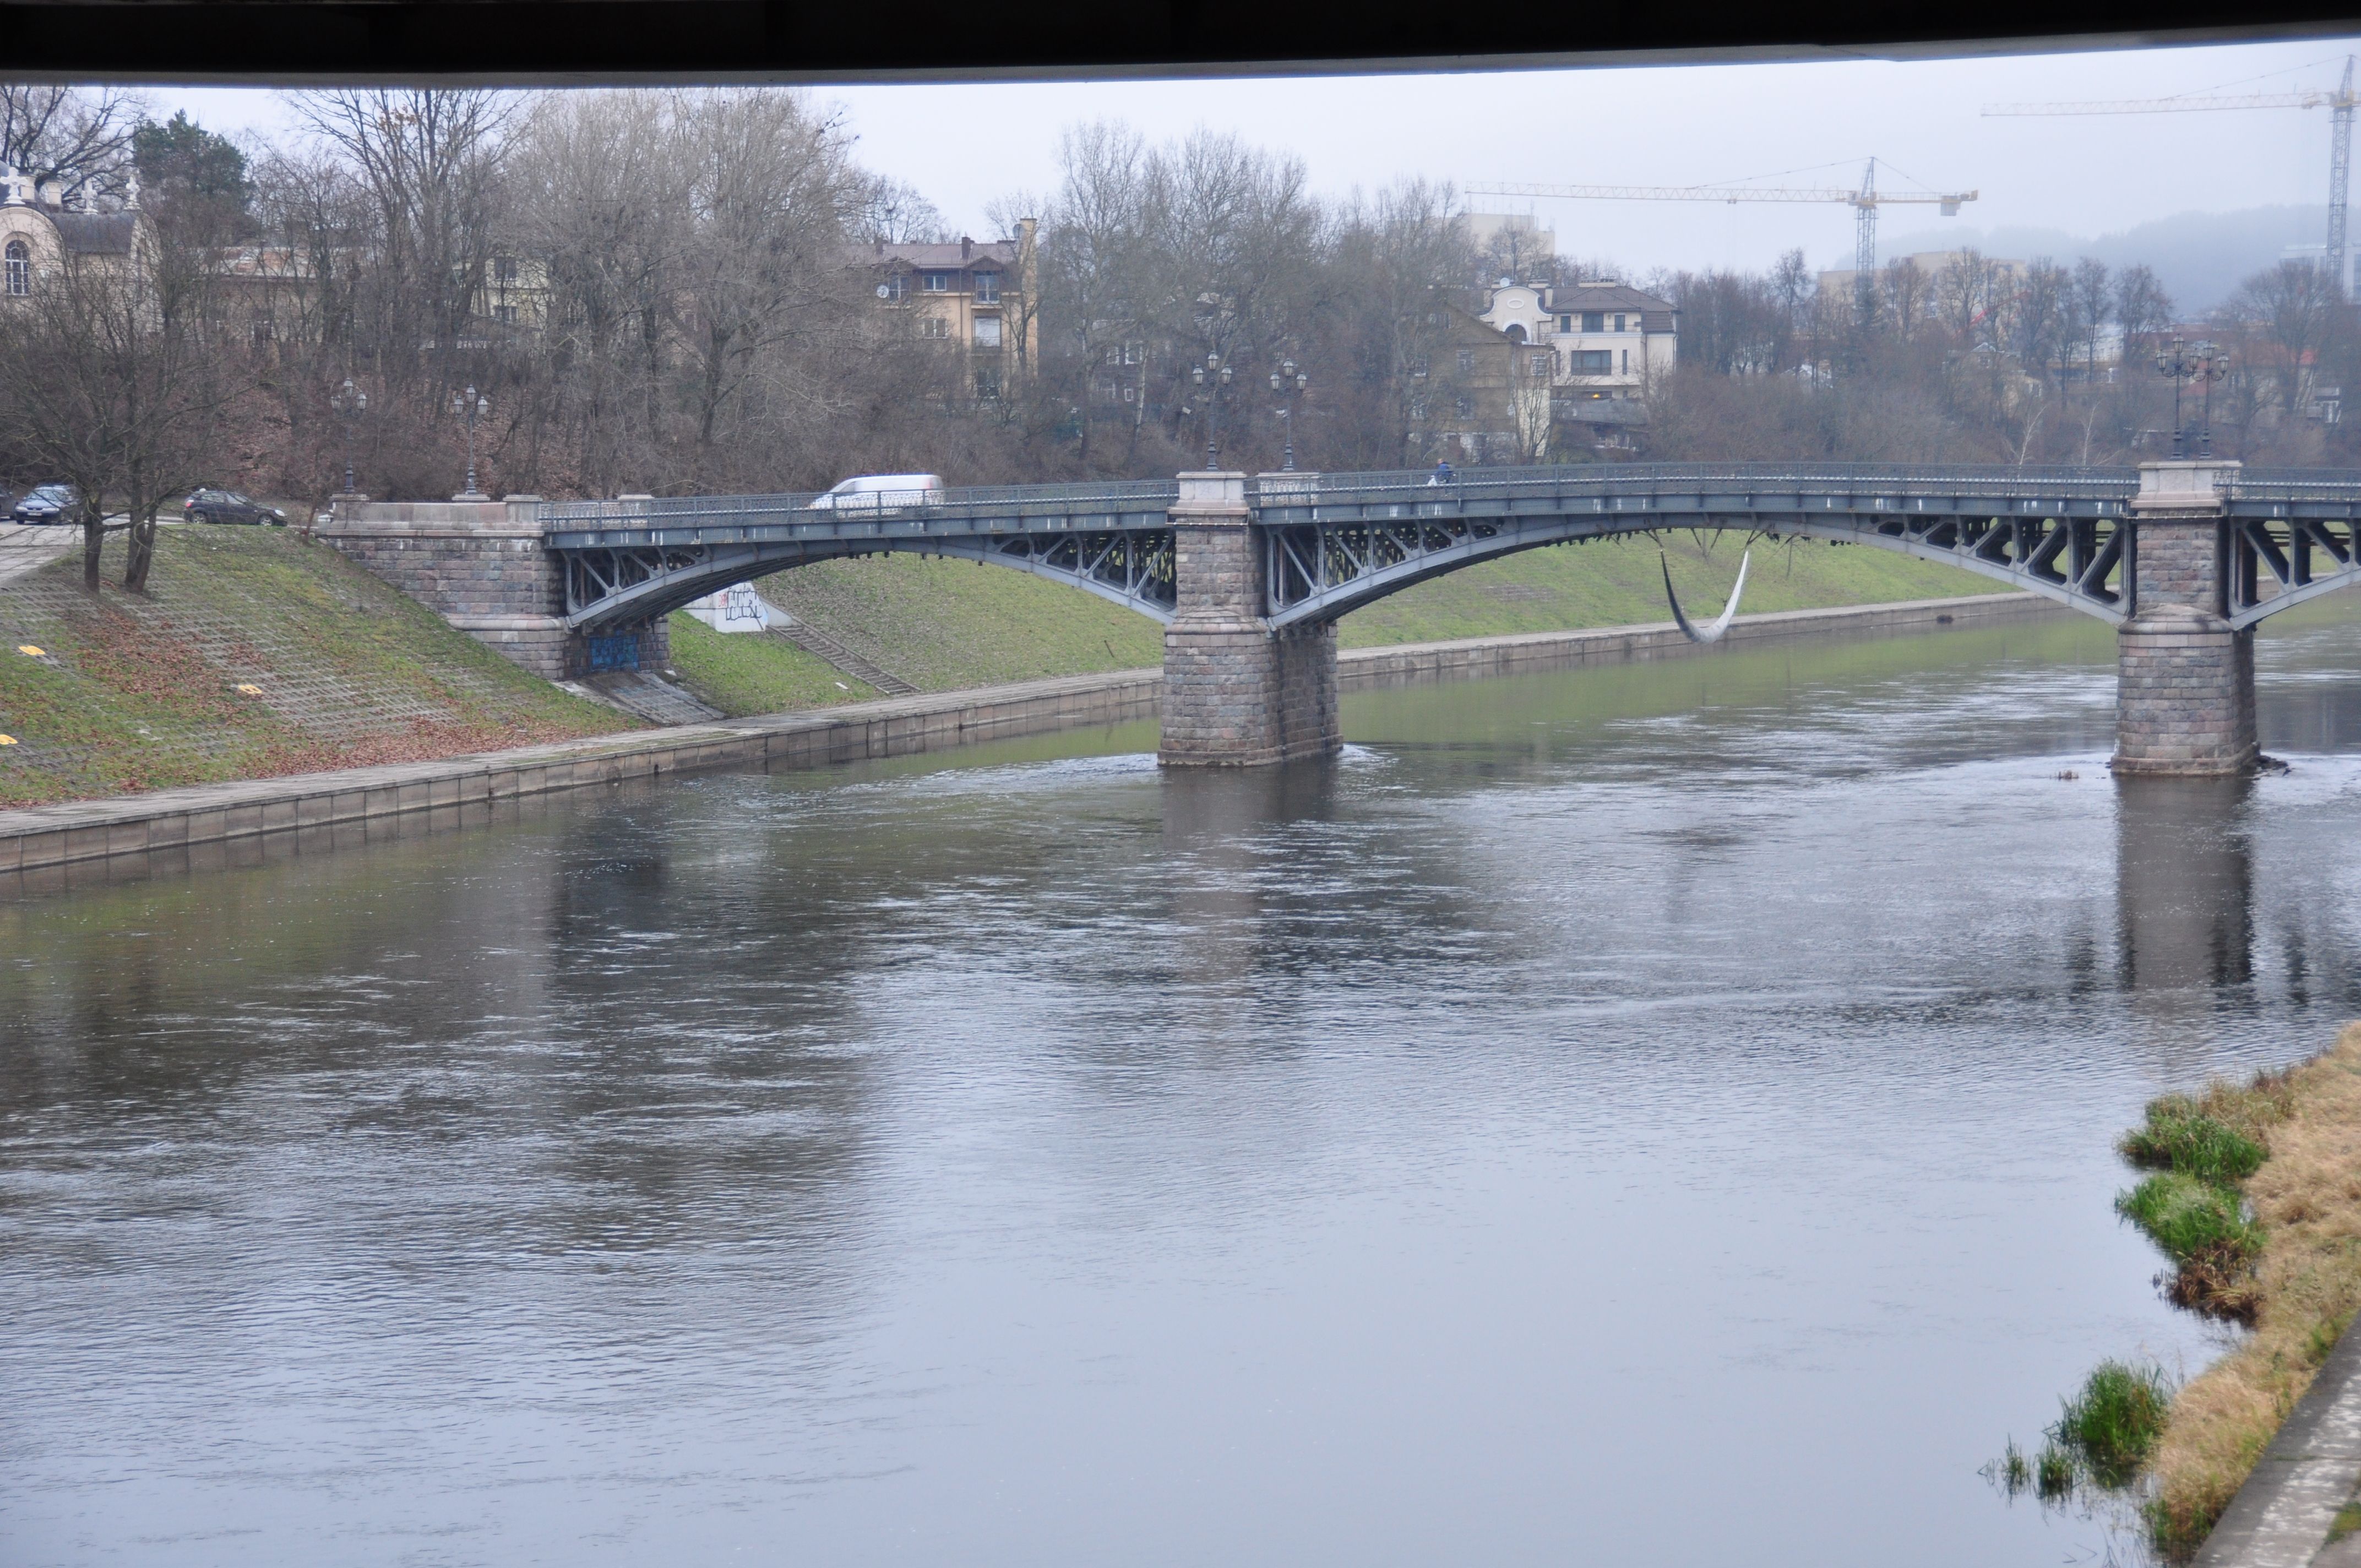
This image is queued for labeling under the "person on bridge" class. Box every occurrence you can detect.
[1429,460,1454,485]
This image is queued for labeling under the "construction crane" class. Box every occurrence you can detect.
[1983,57,2358,287]
[1466,160,1978,278]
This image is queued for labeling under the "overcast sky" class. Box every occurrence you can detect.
[135,36,2361,277]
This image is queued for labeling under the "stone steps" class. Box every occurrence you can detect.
[765,615,919,695]
[570,669,725,726]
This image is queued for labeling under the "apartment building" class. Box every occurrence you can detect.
[857,224,1039,399]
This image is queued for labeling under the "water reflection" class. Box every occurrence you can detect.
[2116,776,2255,999]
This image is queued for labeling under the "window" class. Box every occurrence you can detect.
[1570,350,1613,374]
[1504,323,1526,344]
[974,316,1003,349]
[1529,352,1551,377]
[249,314,274,347]
[1557,314,1573,333]
[975,368,1002,399]
[922,272,951,292]
[1454,394,1475,417]
[4,240,26,297]
[1581,311,1605,333]
[880,273,907,302]
[1613,313,1626,332]
[972,270,999,304]
[493,255,519,285]
[1622,349,1629,374]
[1456,349,1474,373]
[920,317,949,339]
[1408,396,1428,421]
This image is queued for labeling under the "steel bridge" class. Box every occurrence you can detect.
[542,463,2361,633]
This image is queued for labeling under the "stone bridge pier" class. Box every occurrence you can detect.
[1158,472,1341,767]
[2115,461,2257,776]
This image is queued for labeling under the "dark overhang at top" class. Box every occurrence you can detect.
[0,0,2354,83]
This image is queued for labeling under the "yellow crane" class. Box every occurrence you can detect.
[1983,57,2358,286]
[1466,159,1978,278]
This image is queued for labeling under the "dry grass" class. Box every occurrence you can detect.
[2147,1023,2361,1559]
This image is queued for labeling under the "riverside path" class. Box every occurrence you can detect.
[319,458,2361,775]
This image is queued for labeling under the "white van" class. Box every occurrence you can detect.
[804,473,945,511]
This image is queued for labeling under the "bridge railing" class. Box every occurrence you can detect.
[541,477,1180,530]
[1254,461,2142,504]
[2227,469,2361,503]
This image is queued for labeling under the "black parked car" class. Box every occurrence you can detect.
[184,488,287,526]
[11,484,77,525]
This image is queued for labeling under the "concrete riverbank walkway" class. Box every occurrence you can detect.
[2196,1316,2361,1566]
[0,590,2054,883]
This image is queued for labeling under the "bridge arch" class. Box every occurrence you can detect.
[1254,470,2136,627]
[542,485,1182,632]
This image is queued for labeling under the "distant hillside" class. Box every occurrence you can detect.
[1881,205,2334,313]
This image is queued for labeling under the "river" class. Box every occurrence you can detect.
[8,601,2361,1565]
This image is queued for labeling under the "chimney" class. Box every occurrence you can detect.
[961,236,972,260]
[36,178,61,209]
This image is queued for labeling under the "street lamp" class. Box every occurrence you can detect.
[1190,353,1233,469]
[2156,337,2231,460]
[449,384,490,498]
[1269,358,1309,471]
[330,377,367,495]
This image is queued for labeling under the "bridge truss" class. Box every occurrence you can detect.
[1254,466,2144,625]
[2224,473,2361,628]
[543,483,1180,630]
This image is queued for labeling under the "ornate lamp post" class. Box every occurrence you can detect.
[1190,353,1233,469]
[2156,337,2231,459]
[1269,359,1309,471]
[330,377,367,495]
[449,384,490,498]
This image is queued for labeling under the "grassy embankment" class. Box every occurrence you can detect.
[0,526,635,809]
[666,533,1996,717]
[0,524,2010,801]
[1995,1026,2361,1561]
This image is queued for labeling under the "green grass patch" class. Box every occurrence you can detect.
[1333,533,1994,649]
[2120,1103,2268,1185]
[2054,1360,2176,1489]
[663,612,880,717]
[757,536,2003,696]
[1992,1362,2177,1504]
[760,557,1165,692]
[2118,1173,2265,1267]
[0,526,632,808]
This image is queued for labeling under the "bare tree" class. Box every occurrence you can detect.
[2015,258,2071,388]
[2222,259,2352,423]
[2068,258,2111,384]
[2113,264,2174,354]
[856,175,948,244]
[0,85,142,199]
[0,208,226,591]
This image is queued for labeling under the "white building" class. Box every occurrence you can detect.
[1478,280,1678,403]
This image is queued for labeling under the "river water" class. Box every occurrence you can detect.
[9,602,2361,1566]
